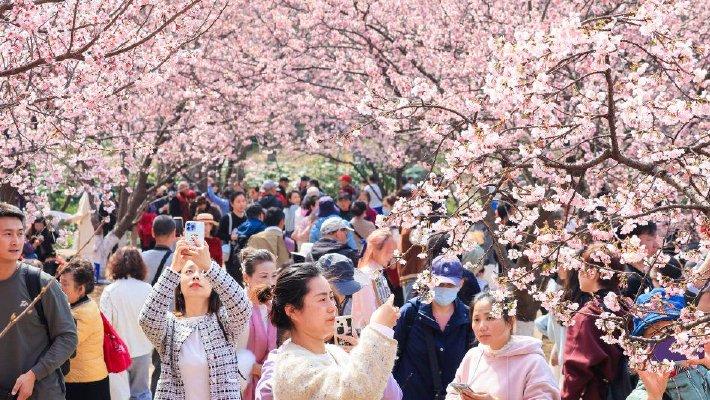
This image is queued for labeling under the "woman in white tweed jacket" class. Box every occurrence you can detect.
[139,239,251,400]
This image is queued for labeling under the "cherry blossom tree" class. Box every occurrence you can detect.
[1,0,234,204]
[2,0,708,371]
[365,0,709,370]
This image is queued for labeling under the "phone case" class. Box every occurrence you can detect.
[185,221,205,246]
[372,273,392,306]
[334,315,354,346]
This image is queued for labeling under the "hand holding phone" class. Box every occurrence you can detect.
[451,383,495,400]
[451,382,475,397]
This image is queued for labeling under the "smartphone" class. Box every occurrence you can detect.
[451,382,475,396]
[172,217,184,237]
[334,315,355,346]
[372,275,392,306]
[184,221,205,246]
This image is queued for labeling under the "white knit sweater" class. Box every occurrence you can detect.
[272,326,397,400]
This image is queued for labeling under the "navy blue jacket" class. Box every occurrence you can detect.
[393,297,474,400]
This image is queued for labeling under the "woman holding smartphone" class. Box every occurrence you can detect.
[352,228,397,329]
[139,239,251,400]
[445,292,559,400]
[268,263,400,400]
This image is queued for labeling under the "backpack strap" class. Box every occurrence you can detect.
[151,249,173,286]
[423,324,443,399]
[228,213,233,236]
[402,301,442,399]
[395,301,418,361]
[22,265,72,377]
[24,265,48,330]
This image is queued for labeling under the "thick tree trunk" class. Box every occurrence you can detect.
[112,168,150,239]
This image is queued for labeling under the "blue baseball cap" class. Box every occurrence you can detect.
[317,253,361,296]
[431,255,463,286]
[632,288,686,336]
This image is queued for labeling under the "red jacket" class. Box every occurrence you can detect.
[204,236,223,266]
[137,211,156,249]
[365,206,378,223]
[562,292,626,400]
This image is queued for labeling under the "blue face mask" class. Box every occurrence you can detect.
[433,286,460,306]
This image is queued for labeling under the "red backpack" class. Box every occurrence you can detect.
[100,312,132,373]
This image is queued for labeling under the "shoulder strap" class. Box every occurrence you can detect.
[396,302,418,360]
[423,324,443,399]
[23,265,73,378]
[405,301,417,328]
[216,313,228,341]
[215,312,247,381]
[151,249,173,286]
[228,213,233,235]
[24,265,48,329]
[336,295,352,316]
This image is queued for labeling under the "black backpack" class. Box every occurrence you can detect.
[605,355,633,400]
[23,265,73,376]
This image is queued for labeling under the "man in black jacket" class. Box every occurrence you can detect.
[307,218,359,268]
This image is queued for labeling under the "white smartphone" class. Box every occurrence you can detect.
[334,315,355,346]
[184,221,205,246]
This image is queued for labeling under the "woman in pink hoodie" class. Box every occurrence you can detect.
[445,292,560,400]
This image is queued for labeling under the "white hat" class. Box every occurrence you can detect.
[306,186,321,198]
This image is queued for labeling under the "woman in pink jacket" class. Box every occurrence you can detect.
[445,292,560,400]
[239,248,279,400]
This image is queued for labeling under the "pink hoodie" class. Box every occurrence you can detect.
[445,335,560,400]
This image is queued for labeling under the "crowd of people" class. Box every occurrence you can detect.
[0,170,709,400]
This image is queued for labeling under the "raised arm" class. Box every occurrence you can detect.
[206,185,230,216]
[203,261,252,342]
[273,326,397,400]
[138,268,179,354]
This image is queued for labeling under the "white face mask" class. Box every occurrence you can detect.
[433,286,460,306]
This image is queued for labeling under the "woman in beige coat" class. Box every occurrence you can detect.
[269,263,399,400]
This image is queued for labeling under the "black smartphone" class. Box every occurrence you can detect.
[0,391,18,400]
[172,217,184,237]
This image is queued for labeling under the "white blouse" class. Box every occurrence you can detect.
[179,318,210,400]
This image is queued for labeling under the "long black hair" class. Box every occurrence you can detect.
[561,269,591,306]
[270,263,323,330]
[174,278,222,316]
